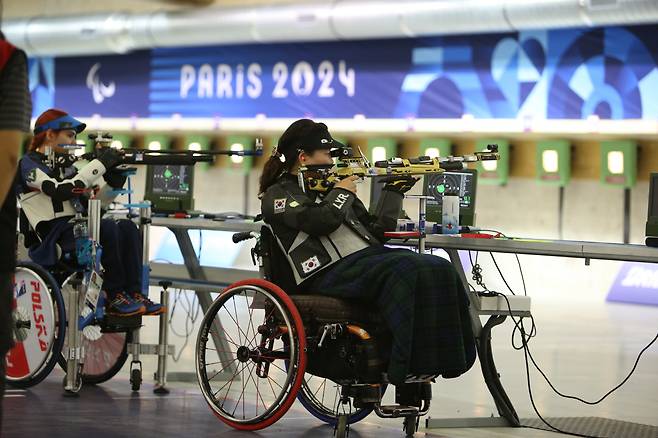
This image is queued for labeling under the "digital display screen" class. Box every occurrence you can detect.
[151,165,192,195]
[424,172,475,209]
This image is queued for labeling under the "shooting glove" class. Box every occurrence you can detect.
[381,175,420,194]
[96,147,122,170]
[103,168,128,189]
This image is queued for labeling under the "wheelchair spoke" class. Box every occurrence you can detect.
[206,357,239,382]
[243,290,259,346]
[240,357,247,419]
[238,291,259,349]
[210,327,240,349]
[223,296,254,349]
[245,361,268,415]
[267,374,285,391]
[215,361,248,400]
[204,347,239,358]
[321,380,328,408]
[313,377,327,399]
[267,361,288,375]
[265,373,279,399]
[229,374,246,418]
[232,296,242,346]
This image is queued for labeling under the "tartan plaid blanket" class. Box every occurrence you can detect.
[306,245,476,385]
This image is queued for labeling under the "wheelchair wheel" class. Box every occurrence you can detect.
[296,375,375,426]
[196,279,307,431]
[5,262,66,389]
[56,274,129,384]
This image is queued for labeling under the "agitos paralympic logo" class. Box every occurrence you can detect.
[86,63,116,104]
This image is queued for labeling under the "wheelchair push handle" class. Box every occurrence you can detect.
[232,231,258,243]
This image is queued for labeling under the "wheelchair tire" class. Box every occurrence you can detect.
[196,279,307,431]
[57,331,129,385]
[56,274,129,385]
[295,375,376,426]
[6,262,66,389]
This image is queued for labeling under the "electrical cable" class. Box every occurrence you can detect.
[526,327,658,405]
[488,251,657,403]
[489,252,516,295]
[469,247,656,438]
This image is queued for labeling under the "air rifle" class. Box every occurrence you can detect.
[87,132,263,166]
[300,144,500,192]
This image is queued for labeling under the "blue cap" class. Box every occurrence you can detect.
[33,114,86,135]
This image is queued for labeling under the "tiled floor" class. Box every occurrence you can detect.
[2,298,657,438]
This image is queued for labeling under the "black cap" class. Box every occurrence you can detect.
[276,119,349,160]
[297,122,344,153]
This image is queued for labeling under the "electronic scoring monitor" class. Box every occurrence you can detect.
[423,169,478,226]
[144,164,195,213]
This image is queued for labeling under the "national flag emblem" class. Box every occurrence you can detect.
[274,198,286,213]
[16,282,27,298]
[301,256,321,274]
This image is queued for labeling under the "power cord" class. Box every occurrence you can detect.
[468,246,657,438]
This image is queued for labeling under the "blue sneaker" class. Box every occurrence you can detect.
[131,293,165,316]
[107,292,146,316]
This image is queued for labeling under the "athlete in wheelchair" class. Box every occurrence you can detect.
[16,109,162,317]
[8,109,163,389]
[195,119,476,436]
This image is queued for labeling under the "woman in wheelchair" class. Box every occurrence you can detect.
[259,119,476,387]
[15,108,163,317]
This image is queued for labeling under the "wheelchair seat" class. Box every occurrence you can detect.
[289,294,383,327]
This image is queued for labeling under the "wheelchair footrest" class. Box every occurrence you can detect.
[375,404,420,418]
[101,314,142,332]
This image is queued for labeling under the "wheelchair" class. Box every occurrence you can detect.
[7,197,172,395]
[7,241,132,391]
[195,226,435,437]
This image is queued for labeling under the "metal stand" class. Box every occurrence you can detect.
[64,198,102,395]
[623,188,631,244]
[125,201,176,393]
[154,281,171,394]
[63,274,82,395]
[404,195,432,254]
[425,249,521,429]
[170,228,236,377]
[129,330,143,392]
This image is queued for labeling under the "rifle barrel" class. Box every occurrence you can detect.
[120,153,214,165]
[121,148,263,156]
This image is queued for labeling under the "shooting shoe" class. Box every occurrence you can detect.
[107,292,146,316]
[132,292,165,316]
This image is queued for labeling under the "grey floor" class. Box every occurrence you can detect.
[2,298,657,438]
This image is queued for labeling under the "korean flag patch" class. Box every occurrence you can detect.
[274,198,286,214]
[301,256,321,274]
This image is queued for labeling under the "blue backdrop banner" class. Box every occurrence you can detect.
[607,262,658,307]
[39,24,658,120]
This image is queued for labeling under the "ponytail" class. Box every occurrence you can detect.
[258,119,319,196]
[259,155,287,195]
